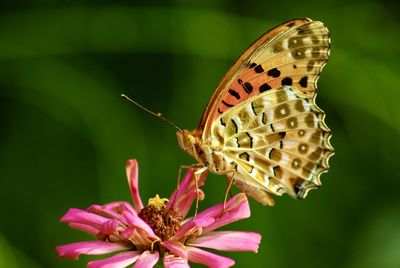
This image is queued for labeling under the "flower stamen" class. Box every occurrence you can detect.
[139,195,183,241]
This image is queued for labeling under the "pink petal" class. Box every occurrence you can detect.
[126,159,144,212]
[67,222,100,236]
[98,202,140,226]
[133,250,159,268]
[120,215,158,240]
[196,193,250,233]
[163,253,190,268]
[120,220,160,249]
[119,202,138,219]
[163,240,187,259]
[88,204,130,224]
[103,201,137,217]
[172,216,214,240]
[88,251,140,268]
[56,241,127,259]
[61,208,108,229]
[187,246,234,268]
[167,168,208,218]
[121,207,140,225]
[188,231,261,252]
[100,220,120,235]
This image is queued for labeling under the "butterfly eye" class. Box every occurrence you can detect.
[176,131,196,152]
[185,136,194,147]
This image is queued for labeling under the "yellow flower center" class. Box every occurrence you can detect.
[147,194,169,210]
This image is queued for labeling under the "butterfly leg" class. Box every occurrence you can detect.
[177,165,192,191]
[220,171,236,217]
[170,164,205,211]
[225,177,234,200]
[169,165,191,208]
[176,164,204,192]
[193,166,208,218]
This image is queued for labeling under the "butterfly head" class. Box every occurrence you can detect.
[176,129,197,155]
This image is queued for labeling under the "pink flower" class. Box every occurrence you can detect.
[56,160,261,267]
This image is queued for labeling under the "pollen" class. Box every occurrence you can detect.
[148,194,169,210]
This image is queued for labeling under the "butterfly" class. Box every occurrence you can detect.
[176,18,334,206]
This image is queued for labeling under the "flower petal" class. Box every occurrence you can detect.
[119,215,159,240]
[188,231,261,252]
[120,227,159,249]
[100,220,120,235]
[67,222,100,236]
[126,159,144,212]
[163,253,190,268]
[133,250,159,268]
[163,240,187,259]
[172,216,214,240]
[194,193,250,233]
[187,246,234,268]
[60,208,108,230]
[103,201,137,218]
[88,204,130,224]
[88,251,140,268]
[56,241,127,259]
[167,168,208,218]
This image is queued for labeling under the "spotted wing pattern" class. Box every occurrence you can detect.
[210,86,333,205]
[200,18,330,140]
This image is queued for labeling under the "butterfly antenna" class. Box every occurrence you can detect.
[121,94,182,131]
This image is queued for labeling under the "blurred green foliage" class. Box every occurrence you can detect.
[0,0,399,267]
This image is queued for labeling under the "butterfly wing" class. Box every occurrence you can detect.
[210,86,333,205]
[199,18,330,140]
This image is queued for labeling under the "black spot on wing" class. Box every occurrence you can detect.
[243,82,253,94]
[281,77,293,86]
[299,76,308,88]
[228,89,241,100]
[269,148,276,160]
[236,137,240,147]
[249,62,257,68]
[238,79,253,94]
[278,132,286,139]
[246,132,253,148]
[222,100,234,107]
[273,166,282,177]
[239,152,250,161]
[254,65,264,73]
[250,102,257,115]
[259,83,271,93]
[267,68,281,78]
[220,118,226,126]
[230,119,238,133]
[261,113,267,124]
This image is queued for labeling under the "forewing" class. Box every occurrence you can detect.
[200,18,330,139]
[210,86,334,205]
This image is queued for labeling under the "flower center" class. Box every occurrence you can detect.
[139,195,183,241]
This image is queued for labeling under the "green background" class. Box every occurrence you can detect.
[0,0,399,267]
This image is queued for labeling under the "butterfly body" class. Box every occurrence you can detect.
[177,18,334,206]
[176,129,235,175]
